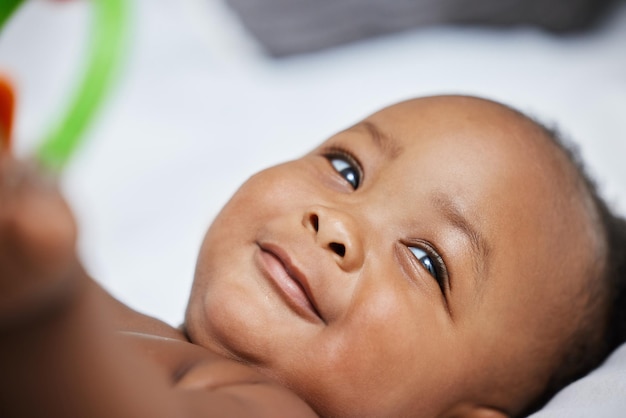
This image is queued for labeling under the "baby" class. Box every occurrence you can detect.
[1,95,625,418]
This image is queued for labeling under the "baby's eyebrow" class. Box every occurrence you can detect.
[433,194,490,291]
[357,121,403,159]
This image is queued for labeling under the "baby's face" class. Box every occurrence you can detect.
[186,96,597,417]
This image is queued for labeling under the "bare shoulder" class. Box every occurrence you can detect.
[179,356,319,418]
[122,332,320,418]
[93,281,187,340]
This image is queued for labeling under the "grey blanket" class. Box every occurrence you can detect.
[225,0,615,56]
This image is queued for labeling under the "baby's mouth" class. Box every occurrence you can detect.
[255,242,324,324]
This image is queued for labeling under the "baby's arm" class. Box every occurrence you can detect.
[0,157,317,418]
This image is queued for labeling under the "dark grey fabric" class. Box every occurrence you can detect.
[225,0,616,56]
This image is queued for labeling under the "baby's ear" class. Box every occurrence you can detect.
[440,403,509,418]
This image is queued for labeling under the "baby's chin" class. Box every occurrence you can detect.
[182,280,275,364]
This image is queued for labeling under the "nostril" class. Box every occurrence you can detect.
[329,242,346,257]
[310,214,319,232]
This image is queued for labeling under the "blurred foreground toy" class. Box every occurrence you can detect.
[0,0,128,172]
[0,75,15,151]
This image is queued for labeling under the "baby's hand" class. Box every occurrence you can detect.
[0,156,79,327]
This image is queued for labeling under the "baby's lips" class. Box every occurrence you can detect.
[0,75,16,152]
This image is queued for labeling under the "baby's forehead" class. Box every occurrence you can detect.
[365,96,585,195]
[368,95,547,148]
[348,96,562,183]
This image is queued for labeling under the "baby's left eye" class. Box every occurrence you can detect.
[328,154,361,189]
[409,246,445,292]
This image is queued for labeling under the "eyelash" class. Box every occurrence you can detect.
[324,146,363,190]
[407,242,448,295]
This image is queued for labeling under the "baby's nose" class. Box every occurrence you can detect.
[302,206,364,272]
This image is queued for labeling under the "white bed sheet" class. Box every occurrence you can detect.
[1,0,625,415]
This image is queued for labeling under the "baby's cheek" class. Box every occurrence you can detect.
[320,290,414,374]
[244,163,321,207]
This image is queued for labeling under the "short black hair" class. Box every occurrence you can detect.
[517,121,626,417]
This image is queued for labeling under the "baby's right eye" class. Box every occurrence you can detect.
[326,152,362,189]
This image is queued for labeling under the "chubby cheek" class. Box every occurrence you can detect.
[197,164,309,262]
[290,284,455,417]
[211,162,317,229]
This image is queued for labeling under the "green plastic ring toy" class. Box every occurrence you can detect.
[0,0,129,172]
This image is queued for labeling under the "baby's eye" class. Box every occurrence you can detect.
[328,154,361,189]
[409,246,445,291]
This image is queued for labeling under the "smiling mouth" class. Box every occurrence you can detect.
[255,243,324,324]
